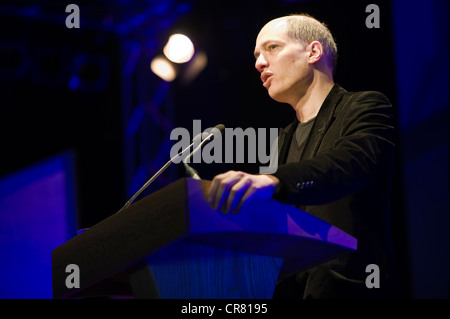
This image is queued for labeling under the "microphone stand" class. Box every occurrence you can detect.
[183,134,207,180]
[116,125,224,214]
[116,143,193,214]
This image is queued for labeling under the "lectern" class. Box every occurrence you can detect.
[52,178,356,299]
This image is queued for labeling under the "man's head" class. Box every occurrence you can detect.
[285,14,337,71]
[254,14,337,105]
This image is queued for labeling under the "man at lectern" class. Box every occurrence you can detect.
[208,14,403,299]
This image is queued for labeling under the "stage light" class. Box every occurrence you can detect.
[150,55,177,82]
[163,33,195,63]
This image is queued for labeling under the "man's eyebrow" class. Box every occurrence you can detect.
[253,41,269,59]
[253,40,281,59]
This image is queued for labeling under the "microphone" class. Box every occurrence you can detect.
[117,124,225,213]
[183,124,225,180]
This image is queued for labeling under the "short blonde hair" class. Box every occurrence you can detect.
[286,14,338,71]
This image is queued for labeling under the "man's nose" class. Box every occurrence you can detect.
[255,54,268,72]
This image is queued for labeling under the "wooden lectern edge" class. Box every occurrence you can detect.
[52,179,189,298]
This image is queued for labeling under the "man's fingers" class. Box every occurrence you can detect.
[208,171,242,211]
[233,184,257,213]
[208,172,279,214]
[208,174,222,204]
[227,178,251,214]
[208,172,231,206]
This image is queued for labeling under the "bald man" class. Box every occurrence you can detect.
[208,14,402,299]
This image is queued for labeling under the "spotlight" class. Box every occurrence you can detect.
[163,33,195,64]
[150,55,177,82]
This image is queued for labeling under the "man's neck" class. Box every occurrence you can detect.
[292,76,334,123]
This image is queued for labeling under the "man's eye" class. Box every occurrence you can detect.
[268,45,278,51]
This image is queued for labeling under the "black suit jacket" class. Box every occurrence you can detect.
[272,84,402,299]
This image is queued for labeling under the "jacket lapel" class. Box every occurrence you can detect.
[277,118,298,166]
[278,84,347,163]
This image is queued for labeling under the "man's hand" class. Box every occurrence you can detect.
[208,170,280,214]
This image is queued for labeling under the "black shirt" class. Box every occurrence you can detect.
[286,117,316,164]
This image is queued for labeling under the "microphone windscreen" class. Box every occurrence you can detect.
[213,124,225,134]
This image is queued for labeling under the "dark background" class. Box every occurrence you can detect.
[0,0,448,298]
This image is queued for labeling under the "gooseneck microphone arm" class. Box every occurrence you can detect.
[117,143,191,213]
[183,125,224,180]
[117,124,225,213]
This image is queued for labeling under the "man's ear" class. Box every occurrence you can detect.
[308,41,324,64]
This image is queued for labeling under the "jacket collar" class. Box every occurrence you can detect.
[278,84,347,164]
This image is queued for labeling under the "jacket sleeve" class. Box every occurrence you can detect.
[271,91,396,206]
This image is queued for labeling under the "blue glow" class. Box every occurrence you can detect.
[392,0,449,298]
[127,164,149,198]
[175,2,193,15]
[21,6,40,17]
[151,80,170,108]
[125,104,145,138]
[0,152,77,298]
[68,75,80,91]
